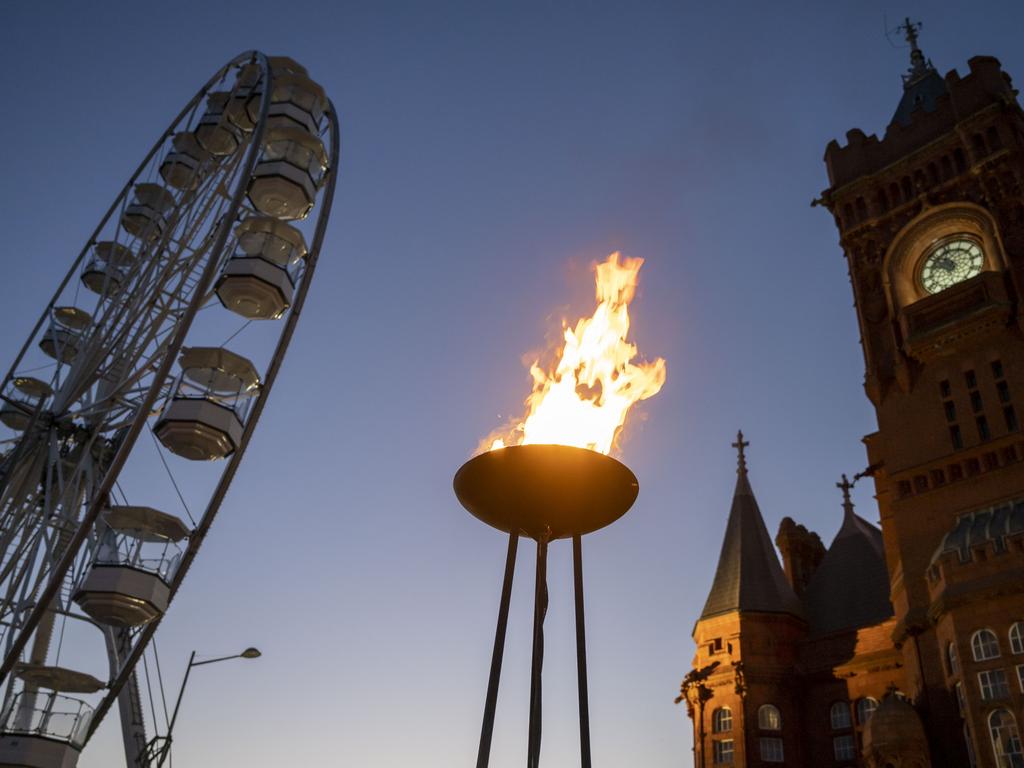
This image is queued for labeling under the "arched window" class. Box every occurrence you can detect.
[712,707,732,733]
[972,133,988,159]
[758,704,782,731]
[830,701,851,730]
[833,734,856,760]
[1009,622,1024,655]
[972,629,1001,661]
[856,697,879,725]
[989,709,1023,767]
[987,126,1004,151]
[954,148,967,173]
[948,642,960,676]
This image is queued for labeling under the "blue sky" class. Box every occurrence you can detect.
[1,1,1023,766]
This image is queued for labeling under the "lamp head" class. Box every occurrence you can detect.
[240,647,261,659]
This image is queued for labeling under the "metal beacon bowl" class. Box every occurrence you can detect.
[453,444,639,540]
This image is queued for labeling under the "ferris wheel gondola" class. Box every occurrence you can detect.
[0,51,338,768]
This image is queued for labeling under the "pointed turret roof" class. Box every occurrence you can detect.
[891,18,947,127]
[699,433,804,622]
[802,476,893,636]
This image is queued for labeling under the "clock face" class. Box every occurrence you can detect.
[920,239,984,294]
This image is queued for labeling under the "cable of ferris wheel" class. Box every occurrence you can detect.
[141,650,160,736]
[52,607,68,666]
[7,361,57,376]
[146,426,196,527]
[220,319,252,347]
[152,636,171,732]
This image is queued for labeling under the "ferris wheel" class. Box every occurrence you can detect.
[0,51,338,768]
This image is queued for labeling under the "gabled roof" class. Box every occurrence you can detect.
[699,434,803,622]
[802,487,893,636]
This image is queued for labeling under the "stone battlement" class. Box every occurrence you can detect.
[825,56,1016,189]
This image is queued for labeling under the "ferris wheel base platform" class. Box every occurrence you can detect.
[0,734,80,768]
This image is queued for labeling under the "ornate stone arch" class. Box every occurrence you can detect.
[882,202,1008,312]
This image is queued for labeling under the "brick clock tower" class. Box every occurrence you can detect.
[685,22,1024,768]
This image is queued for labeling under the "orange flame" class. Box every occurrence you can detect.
[486,252,666,455]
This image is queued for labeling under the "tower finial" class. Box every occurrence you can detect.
[732,430,749,475]
[899,16,921,51]
[896,17,931,83]
[837,473,856,518]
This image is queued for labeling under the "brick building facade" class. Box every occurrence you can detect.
[681,27,1024,768]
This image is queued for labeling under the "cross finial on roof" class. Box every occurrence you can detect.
[732,431,749,475]
[837,473,856,518]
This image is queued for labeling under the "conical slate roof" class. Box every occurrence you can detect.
[699,435,803,622]
[803,481,893,636]
[891,69,947,127]
[890,19,947,127]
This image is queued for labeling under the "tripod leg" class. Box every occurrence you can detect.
[527,532,549,768]
[573,534,592,768]
[476,532,519,768]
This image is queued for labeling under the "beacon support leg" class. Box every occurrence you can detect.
[527,531,550,768]
[476,532,519,768]
[573,534,592,768]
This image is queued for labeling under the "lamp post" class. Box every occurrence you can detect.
[151,647,261,768]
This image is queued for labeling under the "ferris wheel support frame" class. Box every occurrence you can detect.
[84,99,341,750]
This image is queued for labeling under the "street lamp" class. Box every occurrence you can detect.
[152,647,261,768]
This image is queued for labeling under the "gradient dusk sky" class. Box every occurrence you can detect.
[2,2,1023,766]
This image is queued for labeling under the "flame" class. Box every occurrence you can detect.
[485,252,666,455]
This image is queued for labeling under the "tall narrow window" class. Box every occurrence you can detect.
[973,629,1001,661]
[759,737,784,763]
[945,401,958,422]
[978,669,1010,701]
[758,704,782,731]
[830,701,852,729]
[712,739,734,764]
[977,415,991,441]
[712,707,733,733]
[833,734,856,760]
[955,682,966,716]
[966,723,978,768]
[1005,406,1018,433]
[966,369,978,389]
[856,697,879,724]
[948,642,961,676]
[989,709,1023,767]
[1010,623,1024,655]
[951,425,964,450]
[971,390,984,413]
